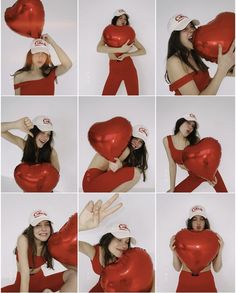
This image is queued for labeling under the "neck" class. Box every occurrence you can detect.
[31,65,41,72]
[175,131,186,140]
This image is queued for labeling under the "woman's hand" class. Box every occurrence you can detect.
[41,33,55,45]
[169,235,176,251]
[217,41,235,75]
[16,117,34,137]
[207,176,217,187]
[120,40,133,53]
[117,53,129,61]
[108,158,123,172]
[79,193,122,231]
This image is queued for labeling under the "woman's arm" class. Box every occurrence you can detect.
[79,241,96,260]
[97,36,133,54]
[212,233,224,272]
[117,38,146,61]
[1,117,33,150]
[17,235,30,292]
[169,235,182,271]
[108,147,130,172]
[42,34,72,76]
[50,148,60,172]
[163,137,177,192]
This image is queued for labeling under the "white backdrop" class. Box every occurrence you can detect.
[1,0,77,95]
[1,194,77,287]
[156,96,235,192]
[79,0,155,95]
[156,194,235,292]
[79,193,156,292]
[79,96,155,192]
[1,96,77,192]
[156,0,235,96]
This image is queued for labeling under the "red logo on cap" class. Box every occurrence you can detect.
[118,224,130,232]
[33,210,47,218]
[43,118,52,125]
[34,39,46,47]
[189,113,196,119]
[192,206,203,212]
[139,127,148,137]
[175,14,187,23]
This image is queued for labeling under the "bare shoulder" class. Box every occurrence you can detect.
[14,72,27,84]
[163,136,168,145]
[17,234,28,247]
[167,55,182,70]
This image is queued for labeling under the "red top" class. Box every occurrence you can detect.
[167,135,184,165]
[169,70,211,95]
[16,246,46,268]
[90,244,104,292]
[14,69,56,95]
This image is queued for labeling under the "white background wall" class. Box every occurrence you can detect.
[1,96,77,192]
[1,0,77,95]
[79,96,155,192]
[1,194,77,286]
[156,0,235,95]
[156,96,235,192]
[79,193,156,292]
[79,0,155,95]
[156,194,235,292]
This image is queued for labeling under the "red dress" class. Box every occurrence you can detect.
[90,244,104,292]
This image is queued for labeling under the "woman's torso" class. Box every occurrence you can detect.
[167,135,189,168]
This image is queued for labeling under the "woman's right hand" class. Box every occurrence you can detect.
[79,193,123,231]
[217,41,235,75]
[16,117,34,137]
[120,40,133,53]
[108,158,123,172]
[169,235,176,251]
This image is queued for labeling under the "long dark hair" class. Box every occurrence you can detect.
[111,14,130,26]
[186,217,210,230]
[123,137,148,181]
[15,223,54,269]
[165,24,208,83]
[99,233,131,266]
[13,50,57,78]
[174,118,200,145]
[22,126,53,164]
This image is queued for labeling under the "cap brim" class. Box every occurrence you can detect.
[31,48,49,55]
[170,18,200,33]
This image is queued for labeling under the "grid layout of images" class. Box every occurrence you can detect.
[1,0,235,292]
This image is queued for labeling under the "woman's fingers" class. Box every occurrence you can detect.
[102,202,123,219]
[101,193,120,210]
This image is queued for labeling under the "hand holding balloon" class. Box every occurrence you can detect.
[217,41,235,76]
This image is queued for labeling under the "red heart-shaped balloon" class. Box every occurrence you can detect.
[88,117,132,162]
[182,137,221,181]
[48,213,77,267]
[103,25,135,48]
[193,12,235,63]
[14,163,59,192]
[175,229,219,275]
[101,247,153,292]
[5,0,45,38]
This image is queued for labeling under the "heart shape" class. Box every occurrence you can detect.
[5,0,45,38]
[182,137,221,181]
[103,25,135,47]
[14,163,59,192]
[48,213,77,267]
[193,12,235,63]
[101,247,153,292]
[175,229,219,275]
[88,116,132,162]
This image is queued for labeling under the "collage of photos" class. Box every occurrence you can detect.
[1,0,235,292]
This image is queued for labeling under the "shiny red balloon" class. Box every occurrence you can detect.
[182,137,221,181]
[175,229,219,275]
[193,12,235,63]
[48,213,77,267]
[88,116,132,162]
[101,247,153,292]
[103,25,135,48]
[14,163,59,192]
[5,0,45,38]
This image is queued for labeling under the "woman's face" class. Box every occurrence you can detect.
[108,237,129,258]
[35,131,51,148]
[33,220,51,242]
[180,23,196,50]
[131,137,144,150]
[32,52,48,68]
[191,215,205,232]
[116,14,127,26]
[179,121,195,137]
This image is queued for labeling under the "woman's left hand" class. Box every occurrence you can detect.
[108,158,123,172]
[117,53,129,61]
[41,33,55,45]
[207,176,217,187]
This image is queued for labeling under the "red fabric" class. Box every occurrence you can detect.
[176,270,217,292]
[169,70,211,95]
[90,245,104,292]
[15,247,46,268]
[82,167,135,192]
[14,69,56,95]
[174,170,228,192]
[1,269,65,292]
[102,57,139,95]
[167,135,184,164]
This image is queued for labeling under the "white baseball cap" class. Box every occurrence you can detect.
[113,9,128,17]
[182,113,199,128]
[189,205,207,219]
[29,210,52,226]
[31,39,50,55]
[108,223,136,245]
[132,125,148,143]
[32,115,53,132]
[168,14,200,34]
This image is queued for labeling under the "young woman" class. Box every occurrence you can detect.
[169,205,223,292]
[79,194,155,292]
[1,210,77,292]
[1,115,60,172]
[163,113,227,192]
[166,14,235,95]
[14,34,72,95]
[82,125,148,192]
[97,9,146,95]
